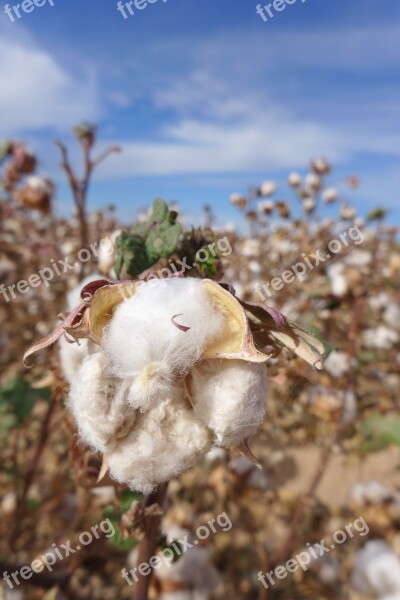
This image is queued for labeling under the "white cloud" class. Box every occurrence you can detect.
[0,32,101,134]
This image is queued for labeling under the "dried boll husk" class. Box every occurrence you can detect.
[59,275,104,383]
[25,278,325,372]
[68,353,136,454]
[107,390,212,494]
[190,359,267,447]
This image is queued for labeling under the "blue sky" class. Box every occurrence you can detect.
[1,0,399,226]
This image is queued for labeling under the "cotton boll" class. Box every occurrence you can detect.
[384,303,400,329]
[68,353,136,454]
[351,540,400,597]
[191,359,267,447]
[107,393,211,493]
[159,593,192,600]
[369,292,390,311]
[102,278,225,411]
[1,587,25,600]
[97,231,121,276]
[364,326,399,350]
[350,481,391,505]
[344,250,372,268]
[156,541,220,593]
[324,351,349,378]
[327,263,347,297]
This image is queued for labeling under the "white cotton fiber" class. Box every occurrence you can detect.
[67,353,136,453]
[191,359,268,447]
[107,391,212,493]
[351,540,400,597]
[59,336,94,384]
[156,541,220,592]
[102,278,225,412]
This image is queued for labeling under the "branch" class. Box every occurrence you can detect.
[92,145,121,169]
[135,483,168,600]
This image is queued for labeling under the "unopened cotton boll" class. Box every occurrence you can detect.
[68,353,136,453]
[191,359,267,447]
[102,278,225,412]
[351,540,400,597]
[107,393,211,493]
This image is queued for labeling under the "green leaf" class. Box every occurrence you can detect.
[160,538,183,563]
[120,490,142,512]
[0,377,50,425]
[102,505,139,550]
[152,198,169,223]
[361,414,400,452]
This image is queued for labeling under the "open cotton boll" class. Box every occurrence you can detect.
[68,353,136,453]
[191,359,267,447]
[350,481,391,505]
[159,593,192,600]
[351,540,400,597]
[102,278,225,411]
[156,542,220,594]
[107,392,212,493]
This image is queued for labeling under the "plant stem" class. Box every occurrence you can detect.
[135,482,168,600]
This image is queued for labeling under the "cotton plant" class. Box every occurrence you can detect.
[24,270,325,495]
